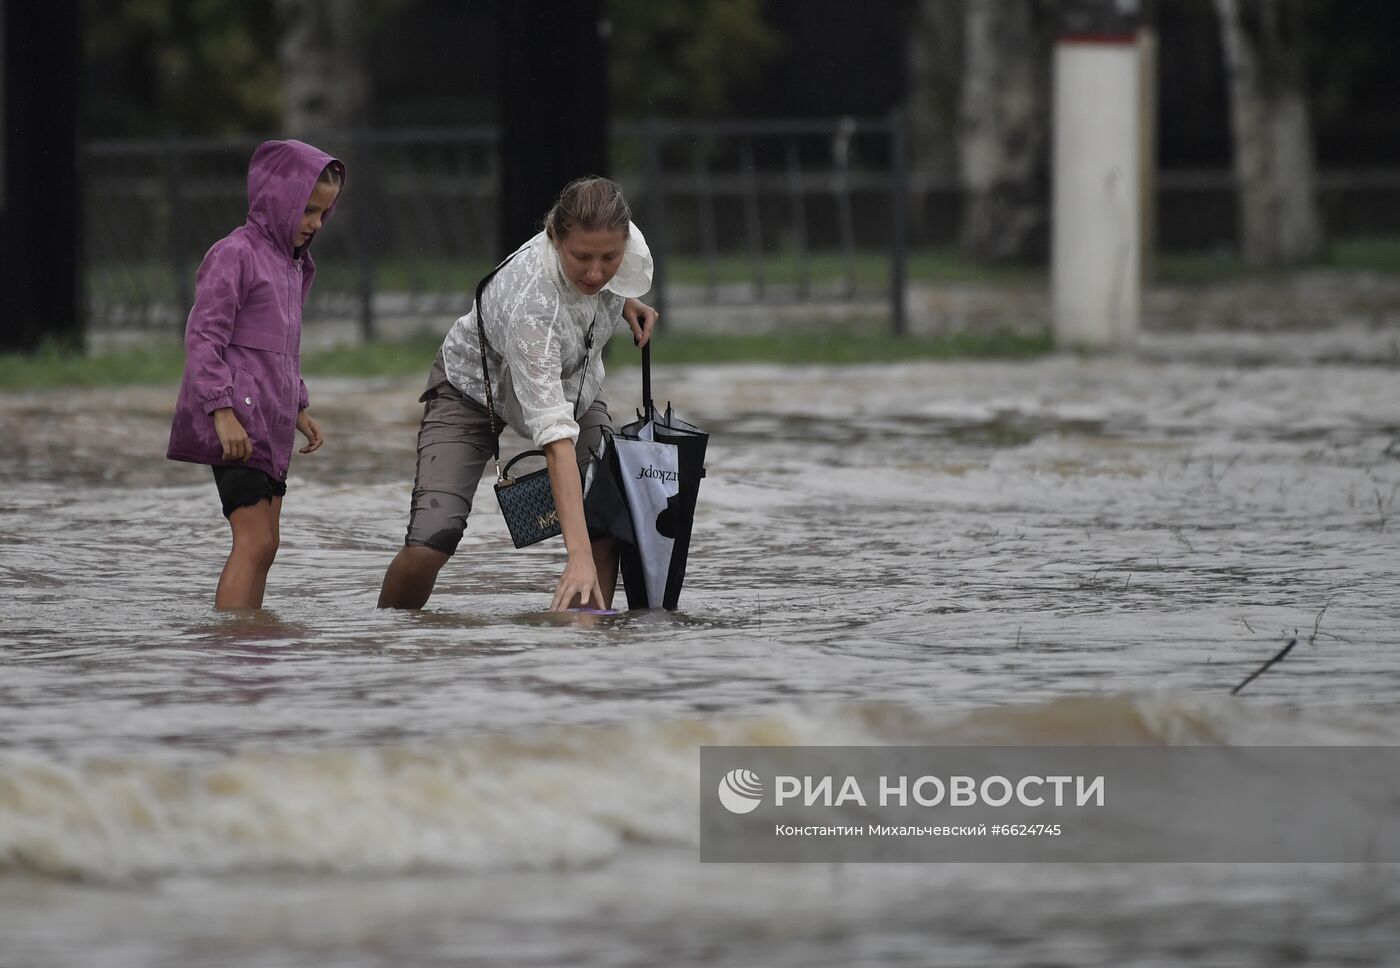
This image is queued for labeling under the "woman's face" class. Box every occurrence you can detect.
[555,227,627,295]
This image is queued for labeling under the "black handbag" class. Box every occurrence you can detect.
[475,255,600,549]
[494,450,561,548]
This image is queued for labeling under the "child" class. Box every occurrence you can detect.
[167,140,345,609]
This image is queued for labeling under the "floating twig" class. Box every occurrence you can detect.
[1309,601,1331,646]
[1231,638,1297,696]
[1167,527,1196,552]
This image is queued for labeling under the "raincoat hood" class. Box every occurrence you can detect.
[246,139,345,258]
[605,221,653,298]
[537,221,654,300]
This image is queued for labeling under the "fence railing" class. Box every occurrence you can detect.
[83,120,1400,341]
[84,127,502,339]
[614,116,908,333]
[84,116,911,340]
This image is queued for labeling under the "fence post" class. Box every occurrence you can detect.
[786,138,810,300]
[888,109,909,337]
[741,137,765,301]
[833,117,858,299]
[165,135,191,334]
[353,130,377,342]
[693,141,720,303]
[644,117,668,323]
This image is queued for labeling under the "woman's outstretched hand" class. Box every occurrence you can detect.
[542,433,606,612]
[623,297,658,347]
[551,555,604,612]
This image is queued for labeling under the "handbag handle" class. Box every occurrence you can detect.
[499,448,546,483]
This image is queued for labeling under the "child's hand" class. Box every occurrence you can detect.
[297,411,324,454]
[212,408,252,462]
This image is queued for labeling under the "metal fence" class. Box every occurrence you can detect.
[84,120,1400,342]
[85,128,501,338]
[84,116,911,340]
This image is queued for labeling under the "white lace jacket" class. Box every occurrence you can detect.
[440,225,652,448]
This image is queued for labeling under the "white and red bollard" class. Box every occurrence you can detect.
[1052,1,1145,349]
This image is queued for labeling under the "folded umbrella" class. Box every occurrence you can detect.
[585,344,708,609]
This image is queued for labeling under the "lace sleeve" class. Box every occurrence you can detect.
[490,262,579,448]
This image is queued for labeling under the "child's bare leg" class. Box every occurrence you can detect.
[215,496,281,609]
[378,545,450,609]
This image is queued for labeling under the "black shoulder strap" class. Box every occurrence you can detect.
[475,252,521,474]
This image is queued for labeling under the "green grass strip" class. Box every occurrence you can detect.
[0,341,187,391]
[0,327,1052,391]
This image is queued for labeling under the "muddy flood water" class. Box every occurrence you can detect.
[3,331,1400,967]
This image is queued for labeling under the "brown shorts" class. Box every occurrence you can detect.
[403,352,611,555]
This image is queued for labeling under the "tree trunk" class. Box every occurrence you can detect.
[0,0,82,352]
[907,0,964,184]
[276,0,369,136]
[498,0,608,253]
[957,0,1051,263]
[1213,0,1323,266]
[275,0,378,337]
[906,0,965,244]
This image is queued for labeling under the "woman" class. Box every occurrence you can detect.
[377,176,657,611]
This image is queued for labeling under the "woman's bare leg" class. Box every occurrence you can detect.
[215,496,281,609]
[378,545,451,609]
[591,537,620,609]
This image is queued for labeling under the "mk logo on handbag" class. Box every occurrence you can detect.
[536,509,560,530]
[635,465,680,482]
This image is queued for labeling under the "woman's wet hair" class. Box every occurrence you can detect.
[544,176,630,241]
[317,162,344,188]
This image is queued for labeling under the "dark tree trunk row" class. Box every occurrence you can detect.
[498,0,609,253]
[1,0,81,353]
[1214,0,1323,265]
[907,0,1322,268]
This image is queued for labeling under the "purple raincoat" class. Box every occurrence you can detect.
[166,140,345,481]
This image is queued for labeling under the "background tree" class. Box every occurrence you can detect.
[275,0,401,135]
[3,0,81,352]
[84,0,281,136]
[906,0,964,187]
[607,0,780,118]
[1213,0,1323,265]
[498,0,609,249]
[957,0,1053,263]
